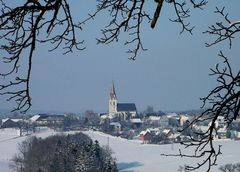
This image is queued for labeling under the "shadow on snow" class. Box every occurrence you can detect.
[117,161,143,172]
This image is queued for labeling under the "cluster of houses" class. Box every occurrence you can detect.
[98,82,240,144]
[139,115,240,144]
[1,82,240,144]
[1,114,65,127]
[100,111,240,144]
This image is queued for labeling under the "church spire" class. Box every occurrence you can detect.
[110,81,117,100]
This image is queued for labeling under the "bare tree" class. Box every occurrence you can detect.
[204,7,240,48]
[0,0,84,113]
[162,7,240,172]
[163,51,239,171]
[0,0,206,113]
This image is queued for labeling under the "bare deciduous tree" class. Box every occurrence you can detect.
[162,7,240,171]
[163,51,239,171]
[0,0,206,113]
[0,0,84,113]
[204,7,240,48]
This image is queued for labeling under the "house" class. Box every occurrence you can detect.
[1,118,22,128]
[195,124,220,140]
[130,118,142,128]
[179,115,189,126]
[166,113,178,118]
[108,82,137,120]
[100,113,108,119]
[146,116,161,126]
[139,129,152,143]
[109,122,121,133]
[217,127,227,139]
[161,129,176,143]
[30,114,64,125]
[217,116,226,128]
[159,115,169,127]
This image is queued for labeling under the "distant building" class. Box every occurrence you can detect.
[108,82,137,120]
[217,127,227,139]
[159,115,169,127]
[130,118,142,128]
[1,118,22,128]
[179,115,189,126]
[109,122,121,133]
[139,129,152,143]
[30,114,64,125]
[217,116,226,128]
[146,116,161,126]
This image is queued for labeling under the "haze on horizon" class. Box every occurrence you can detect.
[0,1,239,114]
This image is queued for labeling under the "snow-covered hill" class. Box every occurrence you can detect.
[84,131,240,172]
[0,129,240,172]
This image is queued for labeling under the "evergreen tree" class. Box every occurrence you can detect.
[11,133,118,172]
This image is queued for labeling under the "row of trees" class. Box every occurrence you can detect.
[11,132,118,172]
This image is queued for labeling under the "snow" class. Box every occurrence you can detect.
[30,115,41,122]
[0,128,240,172]
[130,118,142,123]
[2,118,10,123]
[0,128,55,172]
[84,131,240,172]
[148,116,161,121]
[0,129,25,172]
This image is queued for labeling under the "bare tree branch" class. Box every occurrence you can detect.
[0,0,84,112]
[0,0,208,112]
[163,52,240,171]
[204,7,240,48]
[168,0,207,34]
[93,0,207,59]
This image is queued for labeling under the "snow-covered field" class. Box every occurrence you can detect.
[0,128,55,172]
[0,128,240,172]
[84,131,240,172]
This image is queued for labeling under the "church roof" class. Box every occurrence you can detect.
[117,103,136,112]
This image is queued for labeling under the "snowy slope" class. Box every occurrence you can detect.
[0,129,240,172]
[0,128,55,172]
[84,131,240,172]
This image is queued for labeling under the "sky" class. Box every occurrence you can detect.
[0,1,240,113]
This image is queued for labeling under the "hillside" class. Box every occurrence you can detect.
[1,129,240,172]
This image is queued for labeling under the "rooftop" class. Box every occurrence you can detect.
[117,103,136,112]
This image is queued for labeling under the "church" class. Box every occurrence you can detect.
[108,82,137,120]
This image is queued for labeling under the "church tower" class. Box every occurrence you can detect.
[109,81,117,117]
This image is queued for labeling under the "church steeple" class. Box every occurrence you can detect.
[109,81,117,116]
[110,81,117,100]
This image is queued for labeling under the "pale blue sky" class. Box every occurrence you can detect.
[0,1,239,113]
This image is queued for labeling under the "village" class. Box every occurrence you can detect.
[1,82,240,145]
